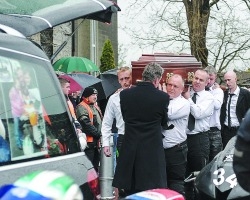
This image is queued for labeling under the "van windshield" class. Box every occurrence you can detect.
[0,49,79,165]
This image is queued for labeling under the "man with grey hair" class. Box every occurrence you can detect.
[112,62,170,197]
[204,66,224,161]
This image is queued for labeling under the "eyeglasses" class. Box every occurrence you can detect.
[119,77,130,81]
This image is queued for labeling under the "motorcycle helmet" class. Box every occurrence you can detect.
[124,188,184,200]
[0,170,83,200]
[195,137,250,200]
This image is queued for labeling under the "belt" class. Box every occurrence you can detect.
[165,140,187,150]
[210,127,219,131]
[187,131,209,137]
[224,125,239,131]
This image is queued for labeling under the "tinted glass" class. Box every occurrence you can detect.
[0,48,79,165]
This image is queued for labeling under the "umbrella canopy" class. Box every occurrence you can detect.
[59,73,102,93]
[195,137,250,199]
[93,72,120,101]
[0,0,120,37]
[102,68,118,76]
[53,57,99,73]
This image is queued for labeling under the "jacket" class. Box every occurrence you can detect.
[76,101,102,144]
[113,82,169,190]
[220,87,250,129]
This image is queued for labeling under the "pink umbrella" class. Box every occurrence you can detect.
[59,73,102,94]
[59,74,82,93]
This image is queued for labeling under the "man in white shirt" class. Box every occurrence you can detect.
[183,69,214,200]
[102,67,132,158]
[162,74,190,197]
[205,66,224,161]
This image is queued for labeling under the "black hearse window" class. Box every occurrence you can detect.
[0,53,79,165]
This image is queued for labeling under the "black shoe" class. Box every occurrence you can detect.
[119,189,127,197]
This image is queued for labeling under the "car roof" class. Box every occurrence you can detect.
[0,32,49,61]
[0,0,120,37]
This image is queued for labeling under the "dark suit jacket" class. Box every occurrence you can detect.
[233,109,250,192]
[220,87,250,130]
[113,81,169,191]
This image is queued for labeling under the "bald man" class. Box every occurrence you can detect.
[183,69,214,200]
[162,74,190,197]
[220,71,250,148]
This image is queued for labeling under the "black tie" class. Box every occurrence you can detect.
[227,93,234,128]
[188,93,197,131]
[205,86,210,91]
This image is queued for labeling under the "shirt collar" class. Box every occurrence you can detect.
[191,89,206,96]
[230,86,240,96]
[171,94,182,100]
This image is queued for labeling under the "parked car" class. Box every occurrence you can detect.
[0,0,120,199]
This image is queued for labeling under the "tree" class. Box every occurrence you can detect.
[207,6,250,72]
[118,43,128,67]
[119,0,250,70]
[100,39,115,73]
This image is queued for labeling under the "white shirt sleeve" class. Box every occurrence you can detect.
[168,96,190,120]
[190,91,214,119]
[212,88,224,110]
[101,96,115,147]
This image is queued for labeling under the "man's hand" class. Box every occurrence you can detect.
[182,85,191,99]
[76,128,82,134]
[103,146,112,157]
[158,83,167,93]
[212,82,220,90]
[114,187,119,200]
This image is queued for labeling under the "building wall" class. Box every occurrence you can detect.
[32,0,119,68]
[74,11,118,67]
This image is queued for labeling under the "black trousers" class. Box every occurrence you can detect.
[222,125,239,149]
[116,134,124,160]
[185,132,209,200]
[85,144,100,172]
[208,127,222,161]
[164,140,188,197]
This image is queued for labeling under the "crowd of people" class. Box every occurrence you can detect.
[58,63,250,200]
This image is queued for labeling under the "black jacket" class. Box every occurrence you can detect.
[113,82,169,190]
[233,109,250,192]
[220,88,250,129]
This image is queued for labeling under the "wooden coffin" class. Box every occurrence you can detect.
[131,53,202,86]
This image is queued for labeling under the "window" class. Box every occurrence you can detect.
[0,49,79,165]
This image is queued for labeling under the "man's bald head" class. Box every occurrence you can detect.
[224,71,237,92]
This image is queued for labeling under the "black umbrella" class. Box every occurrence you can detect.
[0,0,120,37]
[101,68,118,76]
[93,73,120,101]
[194,137,250,200]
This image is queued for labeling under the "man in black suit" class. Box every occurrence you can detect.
[233,108,250,192]
[220,71,250,148]
[112,62,170,197]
